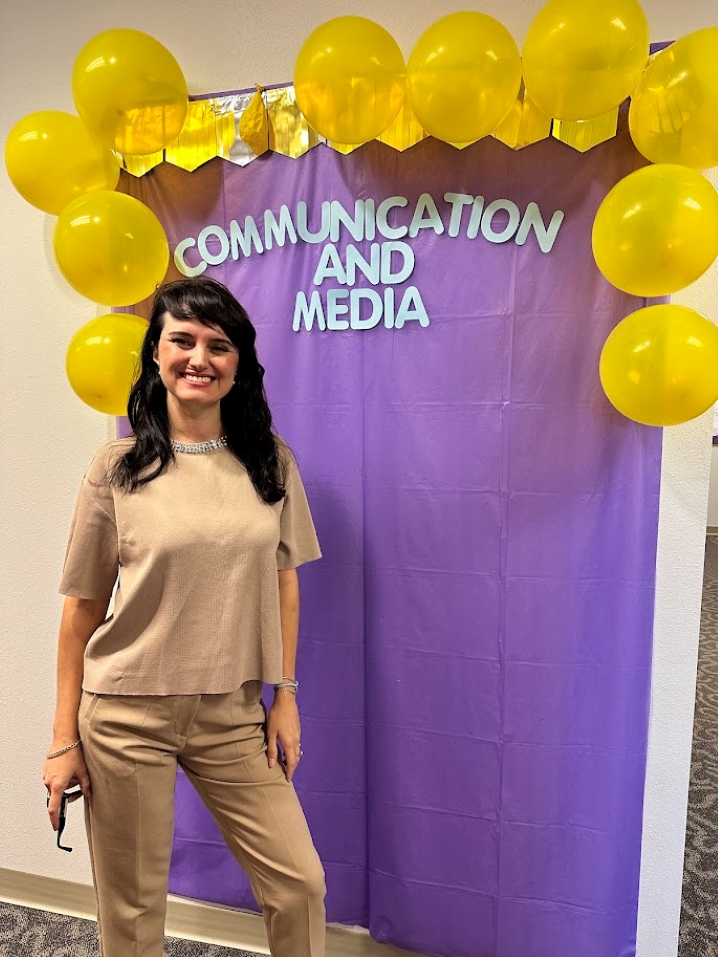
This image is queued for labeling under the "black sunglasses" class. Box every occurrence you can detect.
[46,788,83,852]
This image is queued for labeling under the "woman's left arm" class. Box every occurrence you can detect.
[267,568,302,782]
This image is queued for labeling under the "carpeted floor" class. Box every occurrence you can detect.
[0,899,261,956]
[678,537,718,957]
[3,540,717,956]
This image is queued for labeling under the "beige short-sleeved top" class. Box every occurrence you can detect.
[59,438,321,694]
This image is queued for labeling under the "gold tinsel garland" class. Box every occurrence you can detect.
[116,81,631,178]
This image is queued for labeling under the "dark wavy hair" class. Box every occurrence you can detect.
[108,277,286,503]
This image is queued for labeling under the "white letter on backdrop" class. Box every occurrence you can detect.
[394,287,430,329]
[515,202,565,253]
[198,225,230,266]
[345,244,381,286]
[326,289,350,330]
[444,193,474,237]
[466,196,486,239]
[384,288,396,329]
[296,201,331,244]
[293,291,326,332]
[350,289,383,330]
[174,238,207,277]
[330,200,365,242]
[409,193,445,238]
[264,205,298,250]
[364,199,376,241]
[376,196,409,239]
[313,244,347,285]
[230,217,264,258]
[480,199,521,244]
[380,242,415,284]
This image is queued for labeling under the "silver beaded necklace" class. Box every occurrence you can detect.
[170,436,229,454]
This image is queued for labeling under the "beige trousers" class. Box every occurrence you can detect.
[78,681,326,957]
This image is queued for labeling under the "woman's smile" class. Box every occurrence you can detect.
[179,371,217,387]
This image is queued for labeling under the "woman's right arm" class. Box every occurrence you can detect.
[43,596,109,830]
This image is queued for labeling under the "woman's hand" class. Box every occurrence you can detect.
[42,747,92,831]
[266,692,302,783]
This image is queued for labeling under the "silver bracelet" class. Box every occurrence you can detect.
[273,678,299,692]
[46,739,82,759]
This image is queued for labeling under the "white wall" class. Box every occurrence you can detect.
[637,176,717,954]
[706,448,718,526]
[1,2,716,955]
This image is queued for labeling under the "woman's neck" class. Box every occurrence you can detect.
[167,399,224,445]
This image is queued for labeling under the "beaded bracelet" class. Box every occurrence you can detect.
[46,739,82,759]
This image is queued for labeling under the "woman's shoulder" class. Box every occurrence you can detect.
[274,434,297,472]
[85,437,136,481]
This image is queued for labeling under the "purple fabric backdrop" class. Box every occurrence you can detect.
[118,120,661,957]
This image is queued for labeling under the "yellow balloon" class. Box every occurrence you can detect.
[294,17,405,145]
[66,313,148,415]
[522,0,649,121]
[54,191,169,306]
[600,305,718,426]
[629,27,718,169]
[4,111,119,215]
[407,13,521,144]
[592,164,718,297]
[72,28,188,155]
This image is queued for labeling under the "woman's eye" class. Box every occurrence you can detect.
[213,345,230,352]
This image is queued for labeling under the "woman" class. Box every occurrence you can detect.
[42,277,326,957]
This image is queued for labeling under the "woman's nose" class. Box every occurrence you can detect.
[188,345,210,367]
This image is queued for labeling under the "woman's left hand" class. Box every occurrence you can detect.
[267,692,302,783]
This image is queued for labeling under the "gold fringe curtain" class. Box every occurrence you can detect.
[116,82,624,177]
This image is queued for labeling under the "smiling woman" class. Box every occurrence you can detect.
[44,277,326,957]
[110,277,284,497]
[154,315,239,418]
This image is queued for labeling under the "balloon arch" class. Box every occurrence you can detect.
[4,7,718,426]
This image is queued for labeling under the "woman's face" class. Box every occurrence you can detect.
[153,313,240,406]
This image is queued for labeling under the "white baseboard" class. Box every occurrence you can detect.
[0,868,420,957]
[706,525,718,536]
